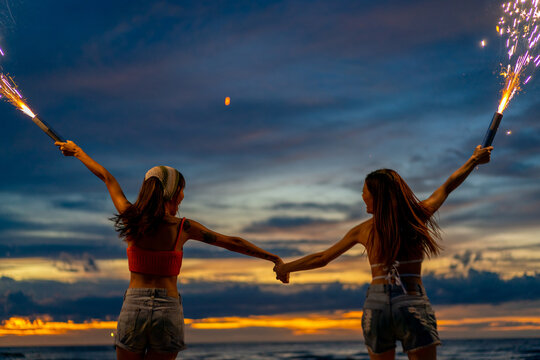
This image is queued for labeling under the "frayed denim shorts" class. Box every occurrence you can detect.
[115,288,186,354]
[361,284,441,354]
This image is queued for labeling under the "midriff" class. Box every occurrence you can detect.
[129,272,179,298]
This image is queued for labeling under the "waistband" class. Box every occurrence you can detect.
[368,283,426,295]
[125,288,173,298]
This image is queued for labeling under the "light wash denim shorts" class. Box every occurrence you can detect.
[115,288,186,354]
[361,284,441,354]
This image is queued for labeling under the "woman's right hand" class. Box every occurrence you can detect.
[473,145,493,165]
[55,140,80,157]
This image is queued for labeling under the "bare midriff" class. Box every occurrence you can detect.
[129,272,180,298]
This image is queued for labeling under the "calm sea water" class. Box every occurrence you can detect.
[0,339,539,360]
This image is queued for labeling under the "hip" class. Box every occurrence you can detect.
[364,283,432,309]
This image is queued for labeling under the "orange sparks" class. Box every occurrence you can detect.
[0,73,36,118]
[498,69,521,113]
[494,0,540,112]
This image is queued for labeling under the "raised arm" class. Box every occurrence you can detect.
[275,220,370,281]
[56,141,130,214]
[422,145,492,214]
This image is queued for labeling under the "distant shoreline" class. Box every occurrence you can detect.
[1,337,539,349]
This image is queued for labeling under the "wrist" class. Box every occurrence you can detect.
[74,148,86,159]
[469,155,479,166]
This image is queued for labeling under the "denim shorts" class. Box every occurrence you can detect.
[361,284,441,354]
[115,288,186,354]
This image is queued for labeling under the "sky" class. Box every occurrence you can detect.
[0,0,539,347]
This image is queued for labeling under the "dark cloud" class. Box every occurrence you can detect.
[52,198,108,211]
[423,269,540,305]
[242,216,336,233]
[54,252,99,273]
[0,244,124,259]
[452,250,483,268]
[1,269,539,321]
[0,290,122,322]
[268,201,368,224]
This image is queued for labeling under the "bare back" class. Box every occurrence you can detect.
[360,219,423,288]
[127,215,190,297]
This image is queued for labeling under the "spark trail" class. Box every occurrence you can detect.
[0,73,64,142]
[496,0,540,113]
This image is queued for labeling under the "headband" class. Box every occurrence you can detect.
[144,166,181,200]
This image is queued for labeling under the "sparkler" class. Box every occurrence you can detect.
[482,0,540,147]
[0,73,64,142]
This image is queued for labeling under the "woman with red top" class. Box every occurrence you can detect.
[274,145,493,360]
[56,140,287,360]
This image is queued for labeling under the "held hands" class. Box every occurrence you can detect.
[473,145,493,165]
[55,140,81,157]
[273,260,290,284]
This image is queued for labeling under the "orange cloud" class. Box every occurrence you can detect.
[188,311,540,335]
[438,316,540,331]
[188,311,363,335]
[0,317,116,336]
[2,311,540,339]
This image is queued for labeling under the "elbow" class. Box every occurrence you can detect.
[316,254,330,267]
[103,172,115,184]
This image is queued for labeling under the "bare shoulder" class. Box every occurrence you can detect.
[181,218,217,243]
[352,218,373,246]
[182,218,198,232]
[181,217,193,231]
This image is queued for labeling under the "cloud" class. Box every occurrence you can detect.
[424,269,540,305]
[242,216,337,233]
[0,290,122,322]
[1,269,539,323]
[452,250,482,268]
[0,243,124,259]
[54,252,99,273]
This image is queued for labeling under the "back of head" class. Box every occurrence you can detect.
[113,166,185,241]
[365,169,441,264]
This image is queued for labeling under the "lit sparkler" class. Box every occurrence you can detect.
[482,0,540,147]
[0,73,64,142]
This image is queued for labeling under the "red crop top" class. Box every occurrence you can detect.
[127,217,186,276]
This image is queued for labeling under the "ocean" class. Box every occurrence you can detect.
[0,339,539,360]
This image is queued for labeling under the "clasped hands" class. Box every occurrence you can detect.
[273,259,290,284]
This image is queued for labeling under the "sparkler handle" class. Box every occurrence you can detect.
[31,116,65,142]
[481,112,503,148]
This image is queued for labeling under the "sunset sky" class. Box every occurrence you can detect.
[0,0,539,346]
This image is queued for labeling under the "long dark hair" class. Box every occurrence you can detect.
[365,169,441,265]
[113,174,185,241]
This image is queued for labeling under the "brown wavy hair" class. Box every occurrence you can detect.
[112,174,185,241]
[365,169,442,265]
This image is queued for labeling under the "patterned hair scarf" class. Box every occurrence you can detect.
[144,166,181,200]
